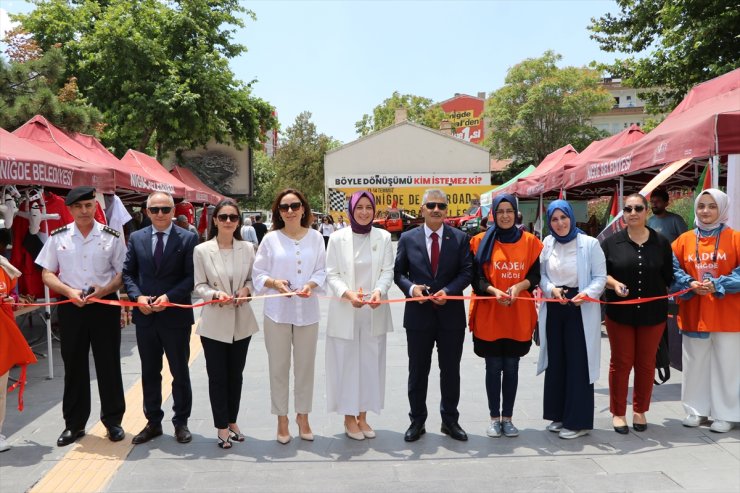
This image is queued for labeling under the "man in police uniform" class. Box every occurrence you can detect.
[35,186,127,447]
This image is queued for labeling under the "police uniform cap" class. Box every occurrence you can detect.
[65,186,96,206]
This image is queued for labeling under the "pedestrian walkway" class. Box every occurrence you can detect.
[1,283,738,492]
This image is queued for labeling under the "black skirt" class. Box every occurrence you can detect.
[473,335,532,358]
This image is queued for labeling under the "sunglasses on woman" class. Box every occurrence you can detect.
[217,214,240,222]
[623,205,645,213]
[278,202,302,212]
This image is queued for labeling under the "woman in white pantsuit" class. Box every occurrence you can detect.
[325,191,394,440]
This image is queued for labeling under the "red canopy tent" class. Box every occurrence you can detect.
[119,150,194,201]
[1,128,114,192]
[170,165,224,205]
[514,144,579,198]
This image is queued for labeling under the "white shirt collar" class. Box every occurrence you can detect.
[152,223,173,237]
[424,223,444,238]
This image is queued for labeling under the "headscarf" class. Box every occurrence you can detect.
[694,188,729,231]
[348,190,376,234]
[546,199,584,244]
[475,194,522,267]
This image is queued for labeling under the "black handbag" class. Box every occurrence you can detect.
[654,325,671,385]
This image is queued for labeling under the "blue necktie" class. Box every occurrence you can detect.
[154,232,164,269]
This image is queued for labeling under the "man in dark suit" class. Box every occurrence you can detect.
[123,192,198,445]
[394,189,473,442]
[253,214,268,244]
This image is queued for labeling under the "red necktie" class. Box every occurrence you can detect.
[430,232,439,277]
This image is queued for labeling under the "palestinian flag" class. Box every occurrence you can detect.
[689,163,712,225]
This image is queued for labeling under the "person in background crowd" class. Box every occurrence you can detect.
[0,229,11,259]
[325,191,394,441]
[336,216,347,229]
[319,216,335,248]
[470,194,542,439]
[0,255,37,453]
[176,215,198,236]
[240,217,259,251]
[252,189,326,444]
[123,191,199,446]
[479,216,489,233]
[671,189,740,433]
[35,186,127,447]
[253,215,268,244]
[600,193,673,434]
[537,200,606,439]
[648,188,688,243]
[193,199,259,448]
[394,189,472,443]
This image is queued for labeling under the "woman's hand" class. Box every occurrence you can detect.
[213,291,232,307]
[551,287,568,305]
[570,292,588,306]
[690,279,715,296]
[487,286,511,305]
[234,286,251,305]
[271,279,293,294]
[296,284,312,298]
[613,280,629,298]
[343,290,365,308]
[367,290,382,309]
[507,283,526,305]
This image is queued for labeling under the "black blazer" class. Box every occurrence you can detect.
[394,224,472,331]
[123,224,198,328]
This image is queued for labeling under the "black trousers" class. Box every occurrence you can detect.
[201,336,251,429]
[406,326,465,425]
[135,323,192,427]
[58,298,125,431]
[543,300,594,430]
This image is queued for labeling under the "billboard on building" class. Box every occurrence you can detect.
[439,94,485,144]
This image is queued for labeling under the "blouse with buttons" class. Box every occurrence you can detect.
[600,227,674,326]
[252,228,327,326]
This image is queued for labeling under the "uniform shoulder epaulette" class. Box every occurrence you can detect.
[50,226,68,236]
[102,226,121,238]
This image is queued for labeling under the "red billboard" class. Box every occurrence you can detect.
[439,94,485,144]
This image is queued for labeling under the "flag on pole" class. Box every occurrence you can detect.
[558,188,566,200]
[689,163,712,226]
[607,189,619,223]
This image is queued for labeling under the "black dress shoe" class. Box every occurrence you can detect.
[107,425,125,442]
[57,429,85,447]
[613,425,629,435]
[174,424,192,444]
[132,423,163,444]
[633,422,648,432]
[404,422,426,442]
[441,422,468,441]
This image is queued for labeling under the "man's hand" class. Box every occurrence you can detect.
[137,295,153,315]
[67,288,86,308]
[83,285,104,304]
[411,285,429,304]
[430,289,447,305]
[150,294,169,312]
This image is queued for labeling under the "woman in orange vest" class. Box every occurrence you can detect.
[671,188,739,433]
[0,255,37,452]
[471,194,542,438]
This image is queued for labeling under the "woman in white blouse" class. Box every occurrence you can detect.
[536,200,606,439]
[193,199,259,449]
[253,189,326,444]
[325,191,394,440]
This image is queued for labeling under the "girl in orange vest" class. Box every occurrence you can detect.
[671,188,740,433]
[471,194,542,438]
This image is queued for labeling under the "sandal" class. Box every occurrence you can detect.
[217,431,232,449]
[228,427,246,442]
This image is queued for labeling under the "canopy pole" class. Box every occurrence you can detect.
[711,155,720,189]
[618,176,624,210]
[728,154,739,229]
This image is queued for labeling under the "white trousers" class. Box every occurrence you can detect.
[326,323,386,416]
[0,372,8,432]
[263,318,319,416]
[682,332,740,422]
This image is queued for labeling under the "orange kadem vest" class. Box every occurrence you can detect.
[470,232,543,342]
[0,267,37,411]
[672,228,740,333]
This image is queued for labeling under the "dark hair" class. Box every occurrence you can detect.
[651,188,669,202]
[270,189,313,230]
[480,216,488,228]
[208,199,243,240]
[625,193,648,208]
[0,228,11,247]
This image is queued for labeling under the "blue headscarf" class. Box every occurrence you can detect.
[475,194,522,267]
[546,199,583,244]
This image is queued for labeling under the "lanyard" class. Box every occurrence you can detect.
[695,225,723,262]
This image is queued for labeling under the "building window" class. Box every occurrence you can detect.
[613,97,620,108]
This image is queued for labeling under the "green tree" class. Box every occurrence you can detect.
[273,112,339,209]
[589,0,740,113]
[484,51,612,165]
[13,0,276,158]
[355,91,445,137]
[0,46,103,133]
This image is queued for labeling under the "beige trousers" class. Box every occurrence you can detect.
[0,372,9,432]
[263,317,319,415]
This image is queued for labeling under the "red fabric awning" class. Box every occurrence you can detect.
[119,150,193,200]
[1,127,115,192]
[170,166,224,205]
[514,144,579,197]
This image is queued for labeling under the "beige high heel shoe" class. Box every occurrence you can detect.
[277,416,291,444]
[296,414,314,441]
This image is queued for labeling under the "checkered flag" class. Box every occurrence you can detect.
[328,189,347,213]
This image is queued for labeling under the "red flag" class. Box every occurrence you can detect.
[391,198,398,209]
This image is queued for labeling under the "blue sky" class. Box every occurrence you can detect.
[2,0,623,144]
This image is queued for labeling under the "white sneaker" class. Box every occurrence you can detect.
[682,414,708,427]
[710,420,734,433]
[559,428,589,439]
[0,434,10,453]
[486,420,502,438]
[546,421,563,432]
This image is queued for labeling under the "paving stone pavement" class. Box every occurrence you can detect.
[1,245,738,492]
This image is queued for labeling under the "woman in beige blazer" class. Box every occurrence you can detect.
[325,191,394,440]
[193,199,259,449]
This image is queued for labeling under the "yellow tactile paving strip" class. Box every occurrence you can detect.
[29,331,203,493]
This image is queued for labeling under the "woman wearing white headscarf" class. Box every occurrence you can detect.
[671,189,740,433]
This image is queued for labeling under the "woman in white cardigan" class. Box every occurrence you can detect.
[325,191,394,440]
[193,199,259,449]
[537,200,606,439]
